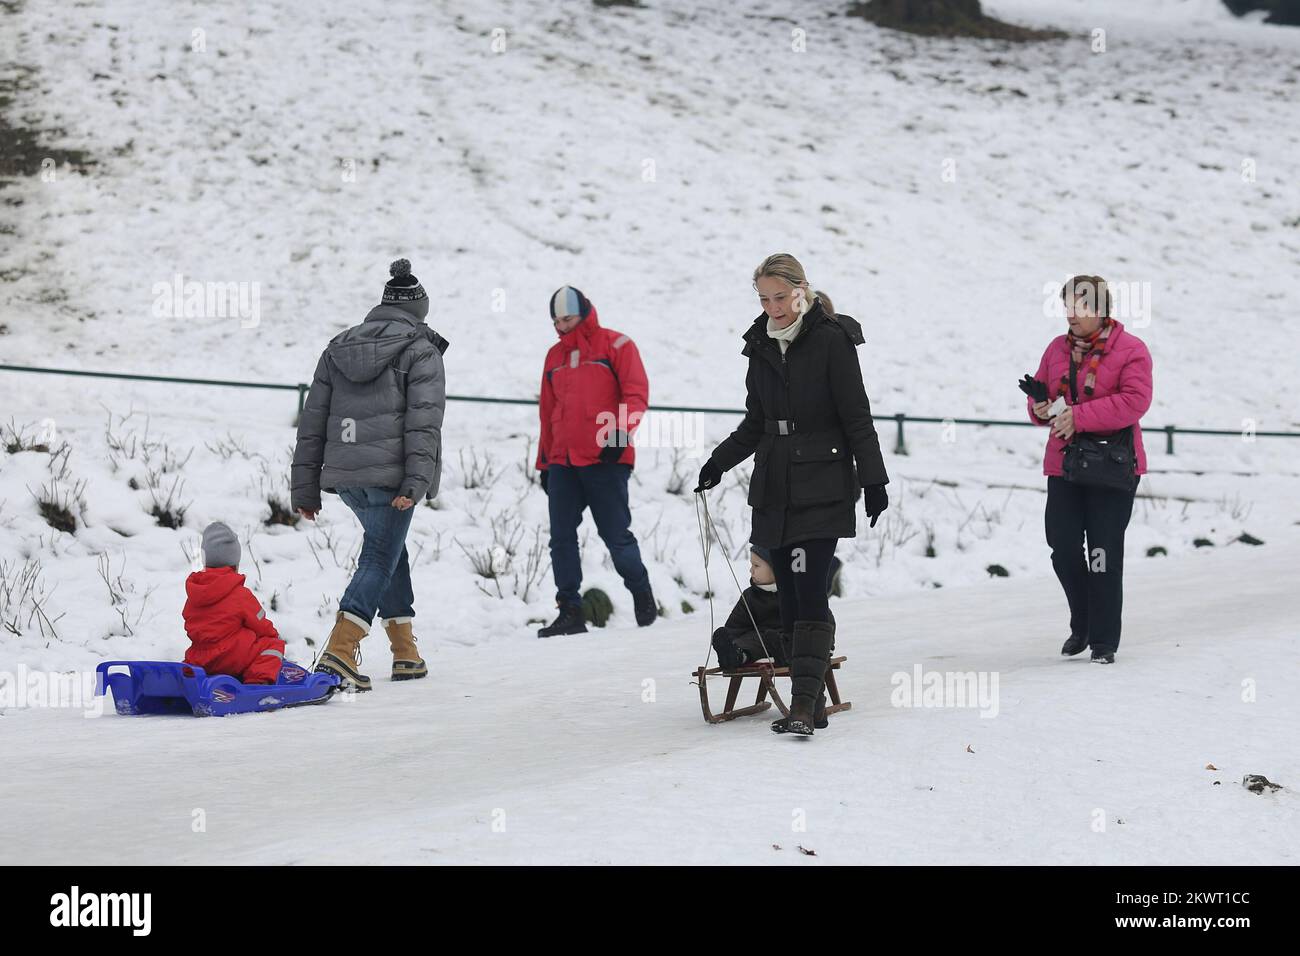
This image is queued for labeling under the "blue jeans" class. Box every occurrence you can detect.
[337,487,416,623]
[547,463,650,606]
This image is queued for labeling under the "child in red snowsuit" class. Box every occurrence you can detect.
[183,522,285,684]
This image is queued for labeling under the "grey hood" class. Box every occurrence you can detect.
[327,305,449,384]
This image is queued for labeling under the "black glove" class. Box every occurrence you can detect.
[540,470,549,495]
[863,483,889,528]
[1018,374,1049,403]
[694,459,722,493]
[598,432,628,465]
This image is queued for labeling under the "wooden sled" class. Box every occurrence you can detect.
[692,656,851,724]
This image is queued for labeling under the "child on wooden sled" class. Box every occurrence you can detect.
[182,522,286,684]
[710,546,840,671]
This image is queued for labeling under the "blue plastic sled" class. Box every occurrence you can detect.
[96,660,340,717]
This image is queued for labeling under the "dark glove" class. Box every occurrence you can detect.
[1018,374,1049,403]
[694,459,722,493]
[598,432,628,465]
[863,483,889,528]
[540,470,549,495]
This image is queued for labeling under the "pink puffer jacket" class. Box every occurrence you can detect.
[1027,320,1153,477]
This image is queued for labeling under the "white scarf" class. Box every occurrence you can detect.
[766,313,804,354]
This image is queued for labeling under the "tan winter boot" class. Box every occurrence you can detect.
[315,611,372,692]
[384,617,427,681]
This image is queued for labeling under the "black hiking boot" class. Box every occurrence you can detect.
[632,588,658,627]
[537,602,587,639]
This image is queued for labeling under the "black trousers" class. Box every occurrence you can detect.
[770,538,838,634]
[1045,476,1138,652]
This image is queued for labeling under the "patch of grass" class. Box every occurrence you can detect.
[0,62,97,180]
[149,476,189,529]
[265,495,300,528]
[2,419,50,454]
[33,479,84,533]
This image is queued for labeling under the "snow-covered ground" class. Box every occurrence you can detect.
[1,0,1298,864]
[2,533,1296,865]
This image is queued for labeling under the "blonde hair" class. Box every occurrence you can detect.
[753,253,834,317]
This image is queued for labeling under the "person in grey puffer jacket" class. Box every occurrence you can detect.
[291,258,449,692]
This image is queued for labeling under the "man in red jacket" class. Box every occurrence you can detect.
[536,286,656,637]
[182,522,285,683]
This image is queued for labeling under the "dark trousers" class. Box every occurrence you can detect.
[547,463,651,606]
[770,538,838,634]
[1045,476,1138,652]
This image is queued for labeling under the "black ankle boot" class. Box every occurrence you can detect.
[1061,632,1088,656]
[537,602,587,638]
[632,588,658,627]
[773,693,828,733]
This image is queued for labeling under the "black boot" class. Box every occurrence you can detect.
[1091,647,1116,664]
[711,628,748,671]
[772,620,834,736]
[771,694,828,732]
[537,602,587,638]
[632,588,658,627]
[1061,632,1088,656]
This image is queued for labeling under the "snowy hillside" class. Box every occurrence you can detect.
[0,0,1298,866]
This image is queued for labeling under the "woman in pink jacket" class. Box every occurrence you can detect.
[1027,276,1153,664]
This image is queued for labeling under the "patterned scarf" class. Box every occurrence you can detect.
[1061,317,1115,399]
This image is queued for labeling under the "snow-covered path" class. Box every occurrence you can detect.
[3,532,1296,865]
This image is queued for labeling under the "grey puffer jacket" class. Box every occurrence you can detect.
[291,305,449,511]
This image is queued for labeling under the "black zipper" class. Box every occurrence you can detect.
[777,344,793,425]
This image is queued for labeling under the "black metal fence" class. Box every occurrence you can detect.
[3,362,1296,456]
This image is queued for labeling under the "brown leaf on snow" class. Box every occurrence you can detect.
[772,844,782,851]
[966,744,975,753]
[1205,763,1218,770]
[797,845,817,856]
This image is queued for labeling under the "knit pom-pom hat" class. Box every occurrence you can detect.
[382,258,428,303]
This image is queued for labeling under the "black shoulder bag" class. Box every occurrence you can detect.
[1060,354,1139,493]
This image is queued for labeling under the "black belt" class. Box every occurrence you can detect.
[763,419,839,435]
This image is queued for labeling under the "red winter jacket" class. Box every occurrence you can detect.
[1027,320,1154,477]
[182,567,285,684]
[536,305,649,470]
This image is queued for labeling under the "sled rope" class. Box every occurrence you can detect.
[693,490,774,669]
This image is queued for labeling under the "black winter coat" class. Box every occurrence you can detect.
[709,299,888,548]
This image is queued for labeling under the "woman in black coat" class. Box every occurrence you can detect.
[695,253,889,736]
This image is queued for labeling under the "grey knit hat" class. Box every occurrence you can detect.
[201,521,240,569]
